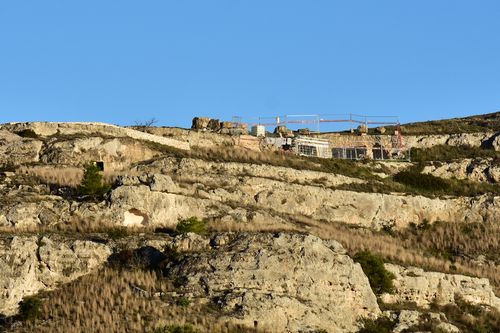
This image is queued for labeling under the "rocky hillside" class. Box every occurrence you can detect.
[0,119,499,332]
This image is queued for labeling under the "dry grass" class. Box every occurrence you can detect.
[17,165,132,187]
[307,220,500,295]
[7,267,265,333]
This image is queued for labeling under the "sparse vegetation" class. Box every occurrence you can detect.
[393,167,500,197]
[151,325,198,333]
[384,111,500,135]
[18,165,133,188]
[5,267,262,333]
[410,145,499,163]
[353,250,395,295]
[175,217,206,235]
[357,316,396,333]
[432,297,500,333]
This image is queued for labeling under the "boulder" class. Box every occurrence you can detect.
[207,119,221,131]
[149,174,178,193]
[492,135,500,151]
[191,117,211,130]
[165,233,380,332]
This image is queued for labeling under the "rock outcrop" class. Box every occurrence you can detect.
[0,122,190,151]
[405,132,499,150]
[381,264,500,311]
[110,167,500,229]
[165,232,380,332]
[0,130,43,167]
[423,158,500,183]
[0,235,111,316]
[40,136,161,170]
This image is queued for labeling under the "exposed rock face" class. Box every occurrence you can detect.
[423,158,500,183]
[133,126,237,149]
[111,166,499,229]
[109,185,219,227]
[381,264,500,311]
[0,130,43,167]
[405,132,498,149]
[0,236,111,316]
[135,156,365,188]
[40,136,161,170]
[2,163,499,231]
[165,233,380,332]
[0,122,190,151]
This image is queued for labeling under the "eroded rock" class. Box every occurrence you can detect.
[165,232,380,332]
[381,264,500,311]
[0,236,111,316]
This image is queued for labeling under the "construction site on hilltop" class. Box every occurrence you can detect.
[191,113,410,161]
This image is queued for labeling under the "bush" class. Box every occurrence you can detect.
[353,251,395,295]
[18,296,42,321]
[77,163,111,200]
[394,170,450,192]
[175,217,206,235]
[176,297,190,307]
[357,317,396,333]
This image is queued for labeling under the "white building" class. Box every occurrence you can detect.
[251,125,266,137]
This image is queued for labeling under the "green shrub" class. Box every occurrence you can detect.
[176,297,190,307]
[175,217,206,235]
[18,296,42,321]
[77,163,111,200]
[394,170,450,192]
[105,227,130,240]
[357,317,396,333]
[353,251,395,295]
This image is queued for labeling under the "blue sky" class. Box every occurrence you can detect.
[1,1,499,130]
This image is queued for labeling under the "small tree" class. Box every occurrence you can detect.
[353,250,395,295]
[78,163,111,200]
[135,117,158,127]
[18,296,42,321]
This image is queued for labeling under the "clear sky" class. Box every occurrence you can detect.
[1,1,499,129]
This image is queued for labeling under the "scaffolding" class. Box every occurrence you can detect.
[232,113,401,133]
[231,113,410,161]
[292,137,332,158]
